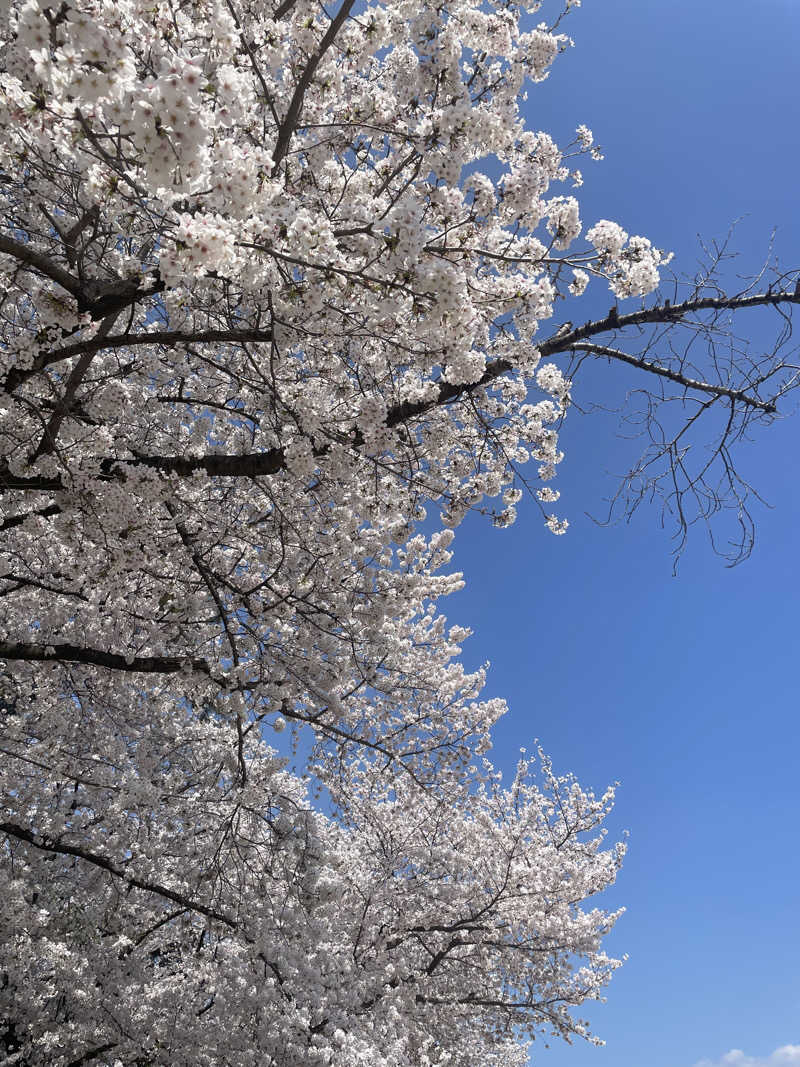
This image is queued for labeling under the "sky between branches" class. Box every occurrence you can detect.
[449,1,800,1065]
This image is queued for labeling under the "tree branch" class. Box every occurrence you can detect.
[389,286,800,425]
[0,820,238,928]
[270,0,356,173]
[272,0,297,17]
[5,327,273,394]
[541,287,800,354]
[65,1043,118,1067]
[0,233,83,297]
[0,640,213,677]
[28,312,121,462]
[567,342,776,412]
[0,503,61,532]
[0,446,287,493]
[1,288,795,498]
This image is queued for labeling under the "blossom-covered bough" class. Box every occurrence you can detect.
[0,0,798,1063]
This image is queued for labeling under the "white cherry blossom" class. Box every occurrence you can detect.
[1,0,798,1062]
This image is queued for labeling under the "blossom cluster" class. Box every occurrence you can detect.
[0,0,656,1062]
[587,219,672,297]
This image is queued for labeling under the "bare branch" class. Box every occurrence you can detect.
[567,342,776,412]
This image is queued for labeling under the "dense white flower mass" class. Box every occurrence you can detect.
[587,219,629,258]
[3,0,790,1063]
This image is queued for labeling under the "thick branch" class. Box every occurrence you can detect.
[0,446,287,493]
[65,1044,118,1067]
[271,0,356,173]
[0,503,61,532]
[0,235,163,321]
[2,289,795,495]
[77,274,165,318]
[272,0,297,17]
[0,233,83,297]
[0,640,213,676]
[0,819,238,928]
[390,286,800,424]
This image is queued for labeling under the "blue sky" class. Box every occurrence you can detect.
[446,2,800,1065]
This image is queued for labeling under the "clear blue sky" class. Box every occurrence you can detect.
[448,3,800,1066]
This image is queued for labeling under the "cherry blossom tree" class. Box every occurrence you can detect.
[1,0,798,1063]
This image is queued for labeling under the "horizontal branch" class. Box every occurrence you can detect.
[539,284,800,361]
[568,342,776,412]
[0,445,287,492]
[0,640,213,676]
[63,326,274,357]
[413,992,568,1015]
[6,327,275,393]
[0,503,61,532]
[1,288,795,496]
[392,285,800,424]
